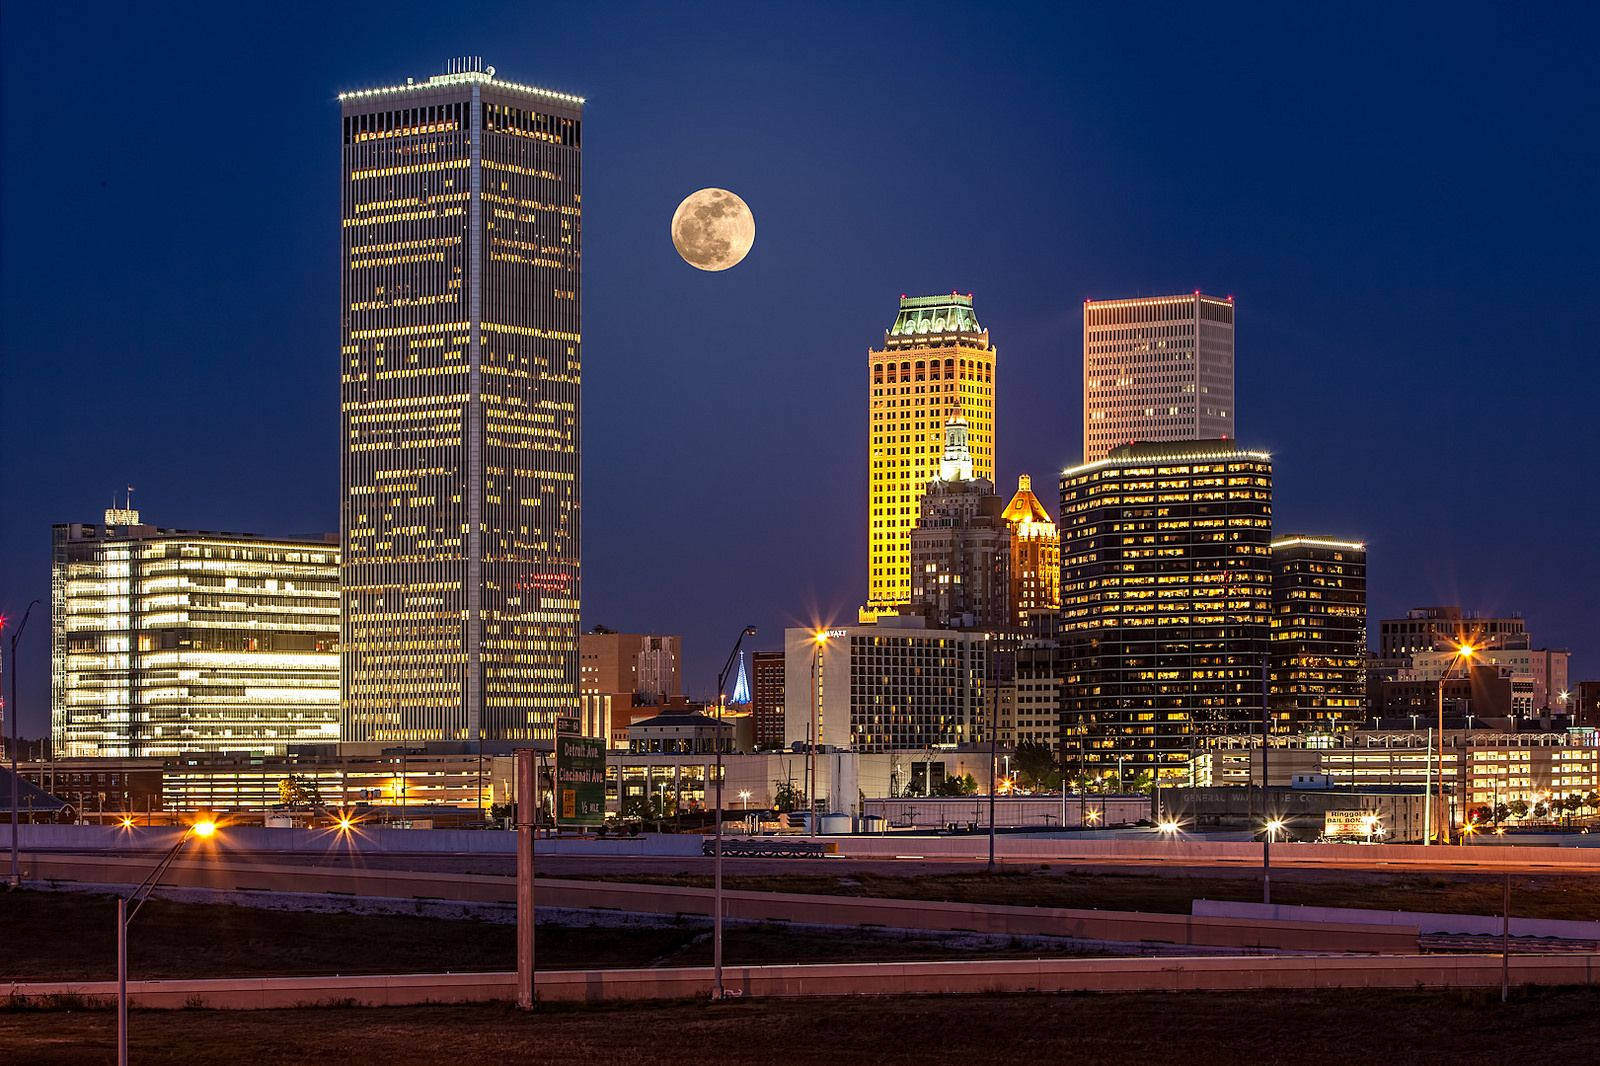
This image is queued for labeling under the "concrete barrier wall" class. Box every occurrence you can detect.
[19,853,1417,954]
[9,953,1600,1009]
[1193,899,1600,941]
[9,823,702,857]
[17,823,1600,869]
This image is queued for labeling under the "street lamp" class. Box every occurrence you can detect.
[710,625,757,1003]
[1157,818,1182,837]
[1262,818,1284,904]
[7,599,42,889]
[1428,642,1481,846]
[118,817,219,1065]
[808,629,829,826]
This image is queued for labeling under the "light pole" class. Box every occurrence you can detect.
[1262,818,1283,905]
[118,818,218,1065]
[1429,642,1480,845]
[807,630,828,827]
[711,625,757,1002]
[8,599,42,889]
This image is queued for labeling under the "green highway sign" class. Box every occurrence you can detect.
[555,733,606,826]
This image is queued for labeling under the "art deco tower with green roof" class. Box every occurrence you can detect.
[862,293,996,622]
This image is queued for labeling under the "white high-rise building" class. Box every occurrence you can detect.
[1082,293,1235,463]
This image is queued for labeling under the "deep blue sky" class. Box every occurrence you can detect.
[3,3,1596,734]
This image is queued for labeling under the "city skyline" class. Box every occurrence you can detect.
[3,4,1597,733]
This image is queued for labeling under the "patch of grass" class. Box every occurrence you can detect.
[576,867,1600,920]
[0,890,1102,983]
[3,988,1599,1064]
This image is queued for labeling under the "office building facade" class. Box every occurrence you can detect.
[1082,293,1234,463]
[339,58,583,743]
[1059,440,1273,777]
[750,650,786,750]
[908,418,1009,630]
[51,510,340,758]
[1379,606,1528,659]
[784,619,996,754]
[1269,536,1368,732]
[865,294,996,620]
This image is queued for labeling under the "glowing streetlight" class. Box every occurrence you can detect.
[737,789,751,811]
[1427,640,1483,846]
[1157,818,1182,836]
[117,818,220,1066]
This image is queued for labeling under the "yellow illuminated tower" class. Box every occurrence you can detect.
[864,294,996,621]
[1001,474,1060,623]
[339,58,583,743]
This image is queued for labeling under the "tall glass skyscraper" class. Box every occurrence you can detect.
[1059,440,1272,778]
[339,58,583,743]
[1082,293,1235,464]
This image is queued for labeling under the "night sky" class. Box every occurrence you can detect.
[2,3,1596,734]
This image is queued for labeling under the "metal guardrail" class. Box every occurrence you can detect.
[703,839,839,858]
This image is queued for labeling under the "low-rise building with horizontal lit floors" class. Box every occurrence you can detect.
[1195,728,1600,828]
[1269,535,1367,732]
[784,618,999,754]
[1378,606,1529,659]
[1059,439,1273,779]
[50,509,340,758]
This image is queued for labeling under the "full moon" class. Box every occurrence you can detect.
[671,188,755,271]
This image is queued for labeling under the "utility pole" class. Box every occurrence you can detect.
[9,600,42,889]
[988,682,998,872]
[1262,651,1271,905]
[515,748,536,1010]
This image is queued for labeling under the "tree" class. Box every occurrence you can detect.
[1509,799,1530,819]
[935,772,978,797]
[1014,741,1062,792]
[1493,803,1511,824]
[771,780,803,813]
[1468,804,1492,825]
[276,774,321,808]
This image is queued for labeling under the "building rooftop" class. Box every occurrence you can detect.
[1062,438,1270,477]
[338,56,583,108]
[886,293,983,340]
[1001,474,1053,528]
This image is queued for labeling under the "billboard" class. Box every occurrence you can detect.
[1324,810,1379,839]
[555,733,606,827]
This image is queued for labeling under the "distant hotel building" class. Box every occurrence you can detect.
[51,508,340,758]
[1269,536,1368,732]
[1082,293,1235,463]
[1060,440,1273,777]
[338,58,583,743]
[864,294,996,621]
[785,619,997,753]
[750,650,786,750]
